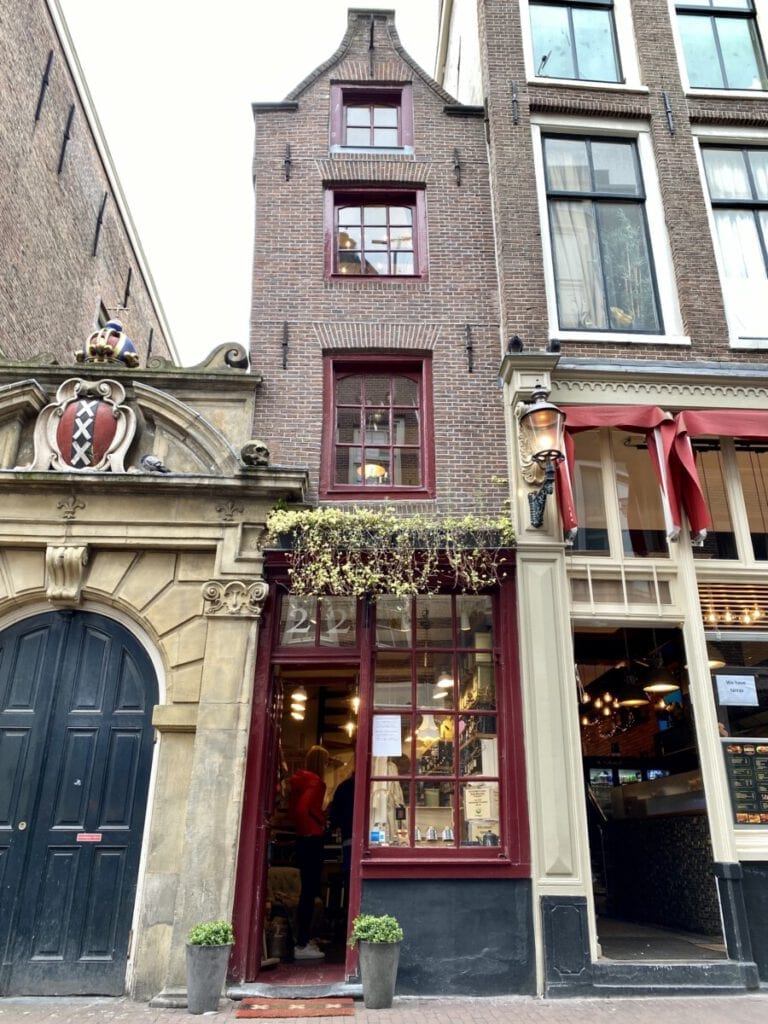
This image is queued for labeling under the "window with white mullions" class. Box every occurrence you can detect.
[543,135,662,333]
[701,146,768,342]
[677,0,768,89]
[530,0,622,82]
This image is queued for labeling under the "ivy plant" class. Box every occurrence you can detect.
[264,505,514,597]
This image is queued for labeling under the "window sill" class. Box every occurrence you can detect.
[551,331,691,346]
[685,87,768,100]
[529,77,648,94]
[730,337,768,350]
[361,852,528,879]
[330,145,415,157]
[320,487,434,501]
[328,273,427,283]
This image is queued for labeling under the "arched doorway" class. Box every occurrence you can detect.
[0,610,157,995]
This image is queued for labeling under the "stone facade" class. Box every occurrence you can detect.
[0,346,306,1000]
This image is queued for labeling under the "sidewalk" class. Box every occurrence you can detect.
[0,993,767,1024]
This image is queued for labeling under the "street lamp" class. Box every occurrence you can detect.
[518,386,566,528]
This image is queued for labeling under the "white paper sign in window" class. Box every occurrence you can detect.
[372,714,402,756]
[716,673,759,707]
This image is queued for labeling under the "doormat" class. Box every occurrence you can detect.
[235,997,356,1018]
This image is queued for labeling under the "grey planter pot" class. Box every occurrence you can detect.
[358,941,401,1009]
[185,943,232,1014]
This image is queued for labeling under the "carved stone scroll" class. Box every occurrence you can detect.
[202,579,269,618]
[46,544,89,602]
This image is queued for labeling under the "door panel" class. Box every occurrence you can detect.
[0,611,156,995]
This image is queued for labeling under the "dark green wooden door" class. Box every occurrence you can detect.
[0,611,156,995]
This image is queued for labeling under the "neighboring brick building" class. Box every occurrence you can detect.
[0,0,176,364]
[230,9,534,998]
[439,0,768,998]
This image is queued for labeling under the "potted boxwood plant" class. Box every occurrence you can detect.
[348,913,404,1009]
[186,919,234,1014]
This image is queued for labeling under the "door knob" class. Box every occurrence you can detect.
[17,821,27,831]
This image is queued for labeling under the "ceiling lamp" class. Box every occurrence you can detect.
[708,646,726,670]
[641,663,679,695]
[356,462,387,482]
[290,710,305,721]
[291,685,308,703]
[615,677,649,708]
[436,669,453,689]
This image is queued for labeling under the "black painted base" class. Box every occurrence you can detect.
[360,878,535,996]
[742,862,768,982]
[541,872,760,998]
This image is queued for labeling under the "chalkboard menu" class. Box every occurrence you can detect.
[722,738,768,825]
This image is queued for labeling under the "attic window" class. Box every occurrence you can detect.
[330,84,414,152]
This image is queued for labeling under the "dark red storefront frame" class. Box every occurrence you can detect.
[230,563,529,984]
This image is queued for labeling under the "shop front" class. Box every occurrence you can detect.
[231,577,537,996]
[502,352,764,996]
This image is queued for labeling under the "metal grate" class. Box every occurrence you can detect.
[698,581,768,629]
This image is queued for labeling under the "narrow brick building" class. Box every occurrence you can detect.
[230,8,533,997]
[438,0,768,997]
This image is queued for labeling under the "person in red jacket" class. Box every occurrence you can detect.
[289,745,329,960]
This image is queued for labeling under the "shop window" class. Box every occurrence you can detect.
[676,0,768,90]
[325,188,426,278]
[700,145,768,346]
[570,429,669,558]
[542,135,662,334]
[320,355,434,499]
[330,84,414,152]
[277,595,358,648]
[529,0,622,82]
[369,595,503,852]
[709,635,768,825]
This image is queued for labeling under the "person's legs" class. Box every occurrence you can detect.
[295,835,325,948]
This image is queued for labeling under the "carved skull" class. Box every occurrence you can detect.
[241,440,270,467]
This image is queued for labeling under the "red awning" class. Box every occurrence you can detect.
[556,405,679,542]
[671,410,768,541]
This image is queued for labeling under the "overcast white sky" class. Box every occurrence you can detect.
[58,2,440,364]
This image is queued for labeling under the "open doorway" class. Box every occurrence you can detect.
[261,666,358,984]
[574,626,727,963]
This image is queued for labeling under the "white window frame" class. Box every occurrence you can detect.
[569,429,678,563]
[520,0,644,90]
[693,126,768,350]
[532,116,688,346]
[668,0,768,96]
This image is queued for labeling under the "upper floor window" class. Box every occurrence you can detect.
[570,429,670,557]
[530,0,622,82]
[330,84,414,152]
[543,135,662,333]
[701,145,768,345]
[676,0,768,90]
[320,355,434,499]
[325,188,426,278]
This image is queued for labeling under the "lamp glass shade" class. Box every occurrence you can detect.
[520,394,566,465]
[642,667,679,694]
[436,670,453,689]
[291,686,308,702]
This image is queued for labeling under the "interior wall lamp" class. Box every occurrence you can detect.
[517,385,566,528]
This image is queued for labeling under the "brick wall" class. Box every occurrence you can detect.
[0,0,174,364]
[249,10,508,514]
[478,0,768,364]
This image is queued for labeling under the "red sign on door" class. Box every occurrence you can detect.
[76,833,103,842]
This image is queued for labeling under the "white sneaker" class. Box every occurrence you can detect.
[294,941,325,961]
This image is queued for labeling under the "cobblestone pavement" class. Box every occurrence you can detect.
[0,993,767,1024]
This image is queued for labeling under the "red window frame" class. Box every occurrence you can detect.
[320,354,435,500]
[324,187,427,279]
[330,84,414,150]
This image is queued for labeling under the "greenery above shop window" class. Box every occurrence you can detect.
[264,505,514,597]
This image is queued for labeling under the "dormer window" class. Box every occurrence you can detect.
[330,84,414,152]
